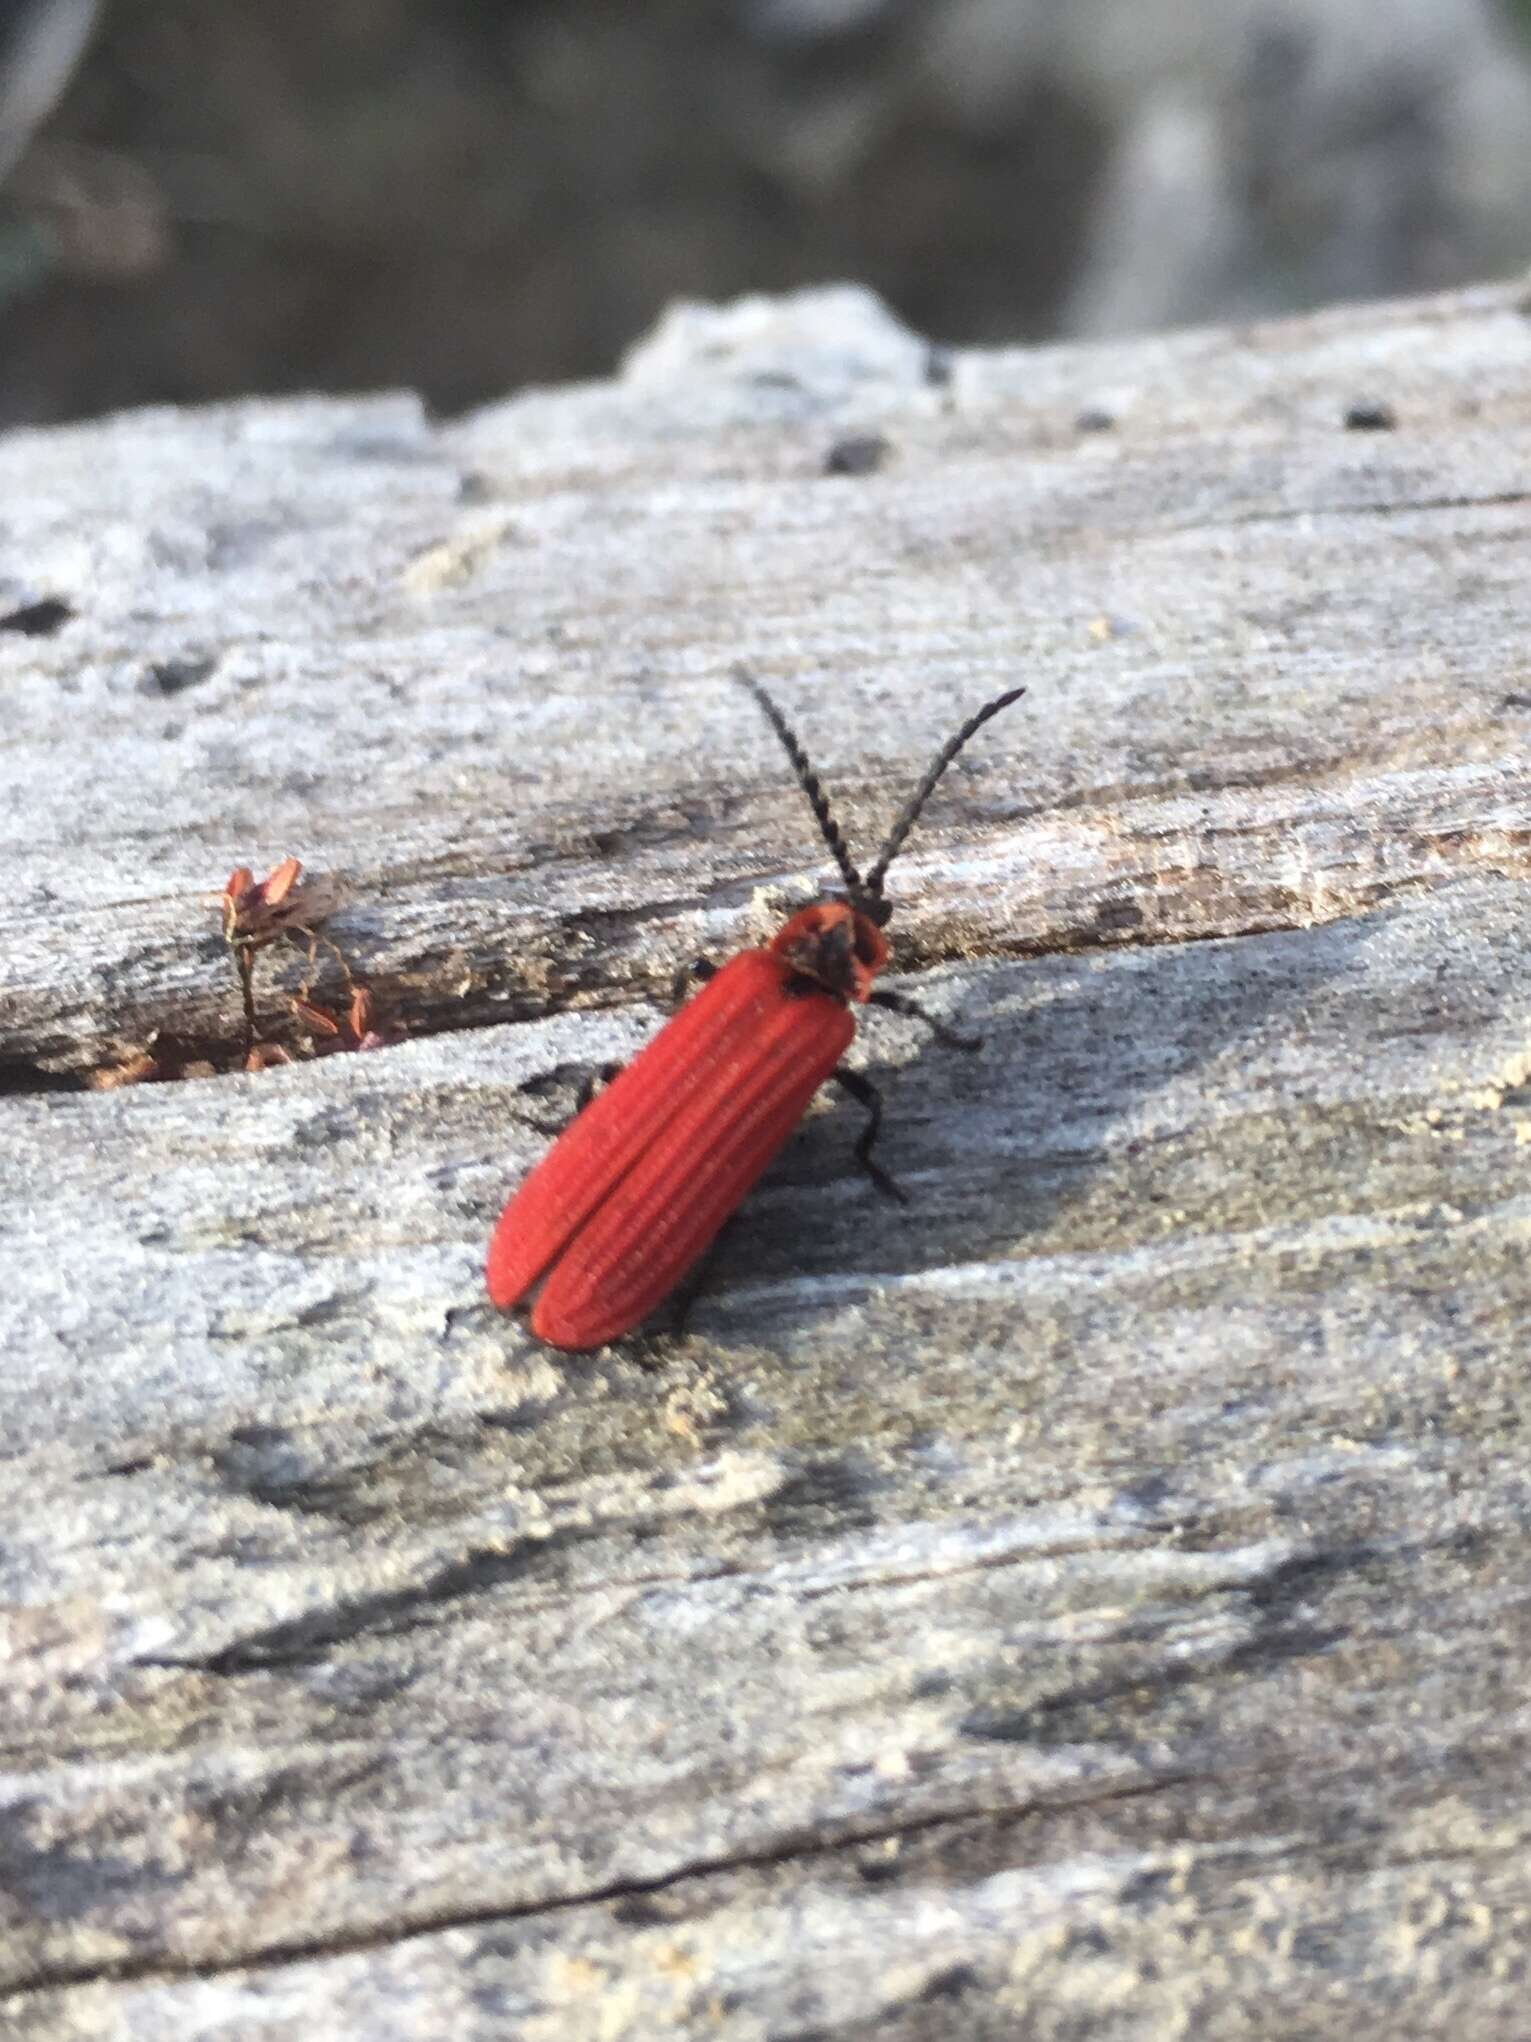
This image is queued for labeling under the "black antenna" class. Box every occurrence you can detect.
[734,667,865,900]
[862,685,1026,902]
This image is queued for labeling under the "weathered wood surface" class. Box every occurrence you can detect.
[5,278,1531,2038]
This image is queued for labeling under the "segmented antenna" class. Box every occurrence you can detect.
[734,667,865,900]
[862,685,1026,902]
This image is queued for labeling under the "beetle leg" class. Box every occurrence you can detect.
[514,1060,624,1135]
[867,986,979,1051]
[832,1067,909,1204]
[625,1218,739,1365]
[672,1219,737,1333]
[670,956,717,1007]
[574,1061,625,1114]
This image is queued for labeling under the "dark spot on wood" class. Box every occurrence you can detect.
[761,1453,884,1535]
[1075,406,1115,433]
[1344,400,1396,432]
[295,1295,350,1329]
[920,1965,980,2003]
[1241,1542,1376,1613]
[1117,1471,1173,1513]
[1500,692,1531,712]
[958,1705,1039,1744]
[207,519,284,570]
[292,1103,363,1151]
[336,435,436,464]
[924,345,954,388]
[0,596,73,636]
[1062,1925,1112,1958]
[0,1829,185,1922]
[1095,896,1144,931]
[823,433,891,477]
[141,654,217,696]
[475,1402,548,1434]
[457,470,493,503]
[1223,1623,1345,1674]
[1122,1866,1174,1907]
[0,1055,83,1096]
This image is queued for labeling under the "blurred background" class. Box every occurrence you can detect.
[2,0,1531,429]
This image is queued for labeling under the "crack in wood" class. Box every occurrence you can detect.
[0,1773,1191,2003]
[1145,484,1531,543]
[0,863,1473,1100]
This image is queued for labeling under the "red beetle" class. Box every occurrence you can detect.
[488,673,1024,1349]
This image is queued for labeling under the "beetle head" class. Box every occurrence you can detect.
[768,898,888,1003]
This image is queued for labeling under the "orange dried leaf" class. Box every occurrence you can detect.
[86,1049,161,1091]
[290,995,343,1038]
[221,857,345,951]
[263,854,302,908]
[244,1041,293,1073]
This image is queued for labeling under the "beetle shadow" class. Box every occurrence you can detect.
[688,908,1381,1342]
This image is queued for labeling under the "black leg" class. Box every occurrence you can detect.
[626,1217,740,1367]
[867,986,979,1052]
[573,1061,625,1114]
[515,1059,624,1134]
[670,956,717,1007]
[832,1067,909,1204]
[673,1216,738,1332]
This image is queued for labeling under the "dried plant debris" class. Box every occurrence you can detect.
[289,984,395,1057]
[84,1046,166,1092]
[221,856,347,973]
[220,856,351,1062]
[86,858,393,1086]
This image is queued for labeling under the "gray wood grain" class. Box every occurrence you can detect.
[4,279,1531,2037]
